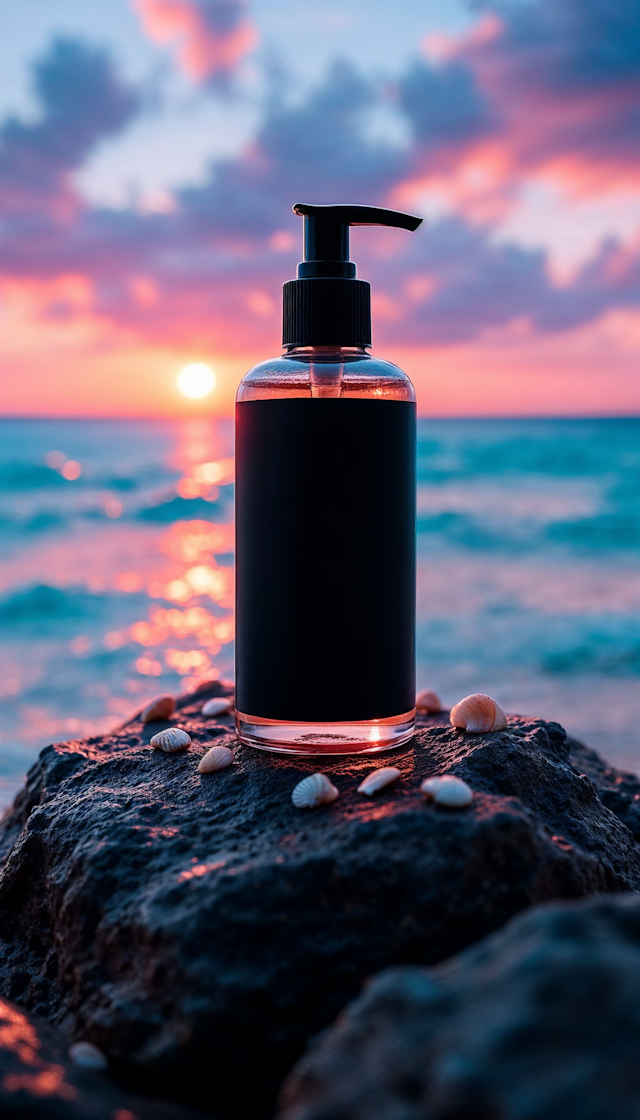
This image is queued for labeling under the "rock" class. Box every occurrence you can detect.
[0,690,638,1119]
[0,992,207,1119]
[567,734,640,841]
[278,892,640,1120]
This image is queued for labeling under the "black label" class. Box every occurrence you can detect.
[235,398,416,721]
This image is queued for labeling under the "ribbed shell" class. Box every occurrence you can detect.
[415,689,443,713]
[450,693,507,733]
[68,1041,108,1070]
[198,745,234,773]
[141,695,175,723]
[202,697,232,718]
[291,773,339,809]
[357,767,402,796]
[420,775,473,808]
[150,727,191,753]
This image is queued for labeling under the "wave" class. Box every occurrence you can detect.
[417,509,640,552]
[0,462,171,495]
[542,634,640,675]
[416,611,640,677]
[137,495,222,522]
[137,485,233,523]
[0,462,68,489]
[0,584,93,622]
[417,418,640,483]
[0,511,66,535]
[0,583,147,625]
[548,514,640,550]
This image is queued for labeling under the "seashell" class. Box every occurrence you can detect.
[140,694,175,723]
[420,775,473,808]
[450,693,507,733]
[291,773,339,809]
[150,727,191,753]
[415,688,444,713]
[68,1041,108,1070]
[357,767,402,796]
[201,697,232,718]
[198,745,234,773]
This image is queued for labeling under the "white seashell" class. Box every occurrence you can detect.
[291,773,339,809]
[357,767,402,796]
[415,688,444,713]
[150,727,191,753]
[450,693,507,733]
[140,694,175,723]
[201,697,232,718]
[198,745,234,773]
[68,1041,108,1070]
[420,775,473,808]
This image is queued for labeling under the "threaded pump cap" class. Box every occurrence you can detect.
[282,203,422,348]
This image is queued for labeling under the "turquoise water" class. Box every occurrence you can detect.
[0,417,638,805]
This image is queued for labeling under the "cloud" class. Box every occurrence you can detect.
[4,14,640,369]
[0,38,139,215]
[477,0,640,92]
[177,61,407,239]
[388,0,640,222]
[457,0,640,187]
[0,54,410,353]
[373,217,634,344]
[133,0,258,83]
[398,57,494,152]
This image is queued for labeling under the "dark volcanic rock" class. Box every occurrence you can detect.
[0,684,639,1118]
[0,992,206,1118]
[279,893,640,1120]
[567,735,640,841]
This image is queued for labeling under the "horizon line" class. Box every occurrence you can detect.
[0,416,636,423]
[0,413,638,423]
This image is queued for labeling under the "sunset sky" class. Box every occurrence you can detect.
[1,0,640,417]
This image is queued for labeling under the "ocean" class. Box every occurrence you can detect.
[0,416,638,807]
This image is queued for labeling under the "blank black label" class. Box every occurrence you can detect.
[235,398,416,721]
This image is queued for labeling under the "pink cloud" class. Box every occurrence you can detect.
[0,38,138,219]
[437,0,640,194]
[2,8,640,418]
[4,37,640,358]
[133,0,258,82]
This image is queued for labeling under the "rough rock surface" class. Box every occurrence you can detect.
[0,681,639,1118]
[279,893,640,1120]
[0,993,206,1118]
[568,735,640,841]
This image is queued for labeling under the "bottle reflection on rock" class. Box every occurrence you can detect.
[235,203,422,754]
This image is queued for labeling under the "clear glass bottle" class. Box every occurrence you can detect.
[235,344,416,753]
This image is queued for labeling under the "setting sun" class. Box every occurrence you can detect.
[177,363,216,399]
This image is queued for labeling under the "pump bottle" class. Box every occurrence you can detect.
[235,203,422,753]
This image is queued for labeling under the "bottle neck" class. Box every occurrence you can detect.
[283,345,370,359]
[282,345,370,398]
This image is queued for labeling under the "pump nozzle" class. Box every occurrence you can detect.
[283,202,423,347]
[292,203,422,278]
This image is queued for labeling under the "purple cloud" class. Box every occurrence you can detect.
[0,39,139,214]
[133,0,257,85]
[478,0,640,92]
[3,12,640,356]
[457,0,640,174]
[397,57,494,151]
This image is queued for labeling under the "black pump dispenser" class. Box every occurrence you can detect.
[235,200,423,754]
[283,203,423,347]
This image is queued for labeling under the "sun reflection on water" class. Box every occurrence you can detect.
[0,419,237,767]
[111,423,236,699]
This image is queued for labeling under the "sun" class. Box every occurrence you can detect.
[177,363,216,399]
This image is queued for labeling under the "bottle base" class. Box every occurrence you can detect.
[235,709,416,755]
